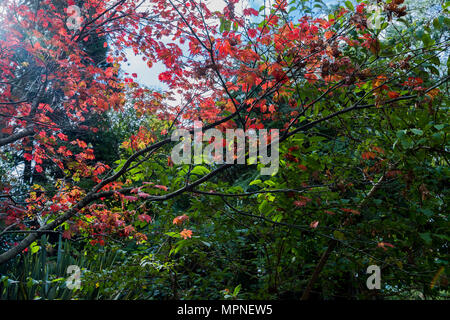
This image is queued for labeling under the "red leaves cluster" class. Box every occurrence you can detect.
[180,229,193,239]
[0,0,418,250]
[377,242,395,251]
[341,208,360,215]
[293,196,312,208]
[173,214,189,225]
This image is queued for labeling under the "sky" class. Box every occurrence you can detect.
[120,0,342,91]
[120,0,265,92]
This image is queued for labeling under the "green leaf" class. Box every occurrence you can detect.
[259,200,271,215]
[419,233,432,245]
[169,240,190,256]
[433,18,440,29]
[30,242,40,254]
[233,284,241,296]
[201,241,211,247]
[264,180,276,187]
[345,1,354,11]
[165,232,181,238]
[419,208,434,217]
[272,213,282,222]
[249,179,262,186]
[410,128,423,136]
[190,165,211,176]
[333,231,345,241]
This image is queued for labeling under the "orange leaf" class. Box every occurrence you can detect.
[180,229,193,239]
[387,91,400,99]
[173,214,189,225]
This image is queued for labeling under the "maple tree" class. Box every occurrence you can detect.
[0,0,448,299]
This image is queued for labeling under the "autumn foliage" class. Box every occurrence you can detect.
[0,0,448,299]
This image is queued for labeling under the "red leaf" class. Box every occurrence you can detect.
[154,185,168,191]
[62,230,72,239]
[138,214,152,223]
[123,195,138,202]
[243,8,259,16]
[158,71,172,83]
[356,3,366,14]
[123,225,135,236]
[57,132,68,141]
[74,139,87,149]
[341,208,360,215]
[362,151,376,160]
[378,242,395,250]
[1,127,13,134]
[294,200,307,207]
[248,28,257,38]
[387,91,400,99]
[138,192,151,198]
[173,214,189,225]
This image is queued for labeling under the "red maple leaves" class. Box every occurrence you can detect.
[0,0,419,252]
